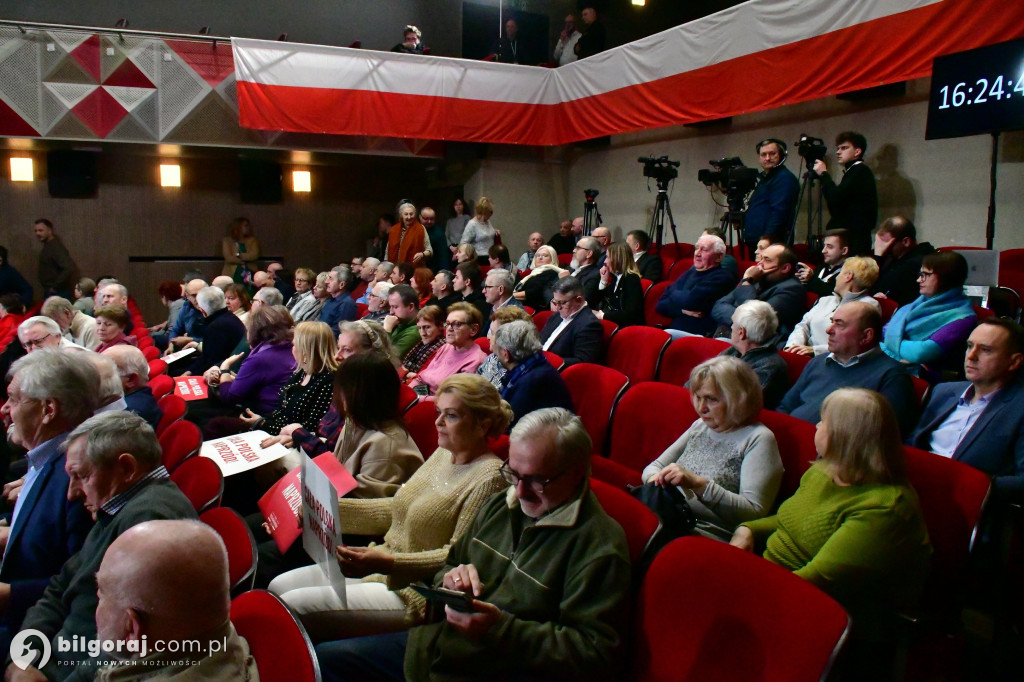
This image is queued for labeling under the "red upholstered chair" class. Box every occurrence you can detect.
[805,290,820,310]
[147,358,168,378]
[155,394,186,436]
[398,382,419,414]
[487,434,510,460]
[590,478,661,573]
[561,363,629,456]
[633,536,849,682]
[757,410,818,503]
[665,258,694,283]
[201,507,258,595]
[910,375,930,407]
[973,305,994,321]
[657,336,729,387]
[542,351,564,372]
[404,400,440,459]
[158,419,202,472]
[169,456,224,513]
[643,281,673,328]
[141,345,160,361]
[557,253,573,267]
[147,374,174,400]
[474,337,491,354]
[779,350,812,388]
[999,248,1024,274]
[606,326,671,384]
[136,335,154,350]
[658,253,676,282]
[231,590,321,682]
[533,310,555,333]
[356,302,368,319]
[599,318,619,344]
[605,383,696,476]
[938,245,985,252]
[640,278,654,295]
[522,305,535,315]
[878,297,898,323]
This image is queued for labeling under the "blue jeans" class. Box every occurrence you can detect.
[316,631,408,682]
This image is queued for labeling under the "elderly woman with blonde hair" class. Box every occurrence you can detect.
[642,356,783,540]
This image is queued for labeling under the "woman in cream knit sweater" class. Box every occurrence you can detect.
[269,373,512,641]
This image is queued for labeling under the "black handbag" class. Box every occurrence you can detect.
[628,482,697,538]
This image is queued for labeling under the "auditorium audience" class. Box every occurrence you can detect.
[412,267,434,307]
[41,295,97,350]
[656,234,735,336]
[778,301,918,435]
[910,318,1024,503]
[721,300,788,409]
[0,295,26,355]
[427,269,460,313]
[407,303,487,396]
[166,278,207,352]
[73,277,95,315]
[17,315,79,351]
[93,303,137,353]
[293,271,330,323]
[93,520,257,680]
[320,265,358,331]
[797,229,851,296]
[224,282,252,327]
[388,202,429,266]
[487,244,513,273]
[872,216,935,306]
[453,243,477,265]
[269,374,510,641]
[384,284,421,360]
[595,241,645,327]
[0,245,33,305]
[391,24,424,54]
[643,356,782,540]
[494,320,574,429]
[86,352,128,413]
[539,276,604,367]
[477,306,534,388]
[455,261,491,333]
[627,229,662,282]
[568,236,602,308]
[459,197,499,260]
[512,245,562,310]
[148,280,183,337]
[712,243,806,345]
[482,268,524,312]
[548,219,577,255]
[881,250,976,377]
[445,198,472,257]
[401,305,446,380]
[354,257,381,305]
[179,286,246,377]
[421,207,447,272]
[390,262,414,287]
[316,407,630,682]
[515,232,545,272]
[221,216,260,282]
[363,281,395,323]
[103,345,163,429]
[252,284,284,309]
[733,388,931,640]
[785,256,880,356]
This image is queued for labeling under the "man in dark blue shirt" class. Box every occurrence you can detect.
[319,265,357,332]
[744,138,799,255]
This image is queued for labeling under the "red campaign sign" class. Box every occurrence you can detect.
[174,377,208,401]
[258,453,358,554]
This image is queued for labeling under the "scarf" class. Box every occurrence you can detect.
[883,288,975,356]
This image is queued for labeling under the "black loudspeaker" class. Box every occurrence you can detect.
[239,159,282,204]
[47,150,98,199]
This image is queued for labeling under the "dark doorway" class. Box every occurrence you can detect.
[462,4,550,65]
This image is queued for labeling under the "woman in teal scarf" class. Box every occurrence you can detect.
[882,251,976,376]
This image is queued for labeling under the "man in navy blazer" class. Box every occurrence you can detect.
[539,276,603,367]
[910,319,1024,503]
[570,236,603,309]
[0,349,95,644]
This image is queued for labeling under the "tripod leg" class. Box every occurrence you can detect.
[663,196,680,246]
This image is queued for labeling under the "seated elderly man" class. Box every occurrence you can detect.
[567,236,603,308]
[362,281,395,323]
[354,257,383,305]
[178,286,246,377]
[103,345,163,429]
[539,276,604,367]
[494,320,573,429]
[252,285,284,310]
[166,278,208,352]
[778,301,918,435]
[41,296,97,350]
[427,269,461,313]
[93,520,258,680]
[721,300,788,410]
[711,243,806,345]
[17,315,84,352]
[8,411,197,681]
[516,232,545,272]
[483,268,524,312]
[84,352,129,414]
[655,234,736,336]
[96,281,128,309]
[315,408,631,682]
[0,350,95,649]
[384,284,421,359]
[785,256,880,356]
[910,318,1024,503]
[320,265,357,331]
[211,275,234,291]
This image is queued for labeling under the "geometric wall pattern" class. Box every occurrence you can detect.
[0,25,442,158]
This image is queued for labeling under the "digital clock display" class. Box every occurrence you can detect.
[926,38,1024,140]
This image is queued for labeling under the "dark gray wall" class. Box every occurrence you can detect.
[1,0,464,56]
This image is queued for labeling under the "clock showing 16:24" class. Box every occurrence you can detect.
[926,38,1024,140]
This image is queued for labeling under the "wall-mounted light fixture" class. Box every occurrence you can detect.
[160,164,181,187]
[10,157,33,182]
[292,170,311,192]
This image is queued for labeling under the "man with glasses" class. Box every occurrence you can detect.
[363,281,395,323]
[539,276,603,367]
[16,316,82,352]
[565,236,602,308]
[317,408,631,681]
[482,269,523,311]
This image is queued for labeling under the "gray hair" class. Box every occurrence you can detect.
[338,319,395,360]
[487,268,515,294]
[552,275,584,298]
[104,345,150,382]
[9,348,99,424]
[577,236,600,257]
[253,287,283,306]
[41,296,74,318]
[361,257,380,272]
[101,282,129,299]
[18,315,61,340]
[697,234,727,256]
[96,278,120,292]
[378,261,394,274]
[436,269,454,289]
[494,320,541,363]
[331,265,352,291]
[85,352,124,404]
[510,407,592,472]
[196,286,226,313]
[398,202,416,214]
[62,411,162,472]
[371,281,395,298]
[732,300,779,346]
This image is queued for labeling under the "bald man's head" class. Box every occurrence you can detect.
[96,520,229,652]
[211,275,234,291]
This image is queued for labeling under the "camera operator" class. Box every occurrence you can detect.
[744,138,799,256]
[812,131,878,256]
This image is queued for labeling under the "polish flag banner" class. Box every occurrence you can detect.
[233,0,1024,146]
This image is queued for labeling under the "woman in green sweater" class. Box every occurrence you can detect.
[269,374,511,642]
[731,388,931,638]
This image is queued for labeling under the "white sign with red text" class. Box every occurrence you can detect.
[200,430,287,477]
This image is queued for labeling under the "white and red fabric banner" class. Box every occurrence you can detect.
[233,0,1024,146]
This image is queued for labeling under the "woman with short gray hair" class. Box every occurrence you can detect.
[494,320,573,430]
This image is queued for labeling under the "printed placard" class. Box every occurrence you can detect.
[302,455,346,607]
[173,376,209,401]
[200,430,287,477]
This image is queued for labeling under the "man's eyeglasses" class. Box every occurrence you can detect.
[499,462,570,493]
[444,321,469,330]
[22,334,55,350]
[550,297,578,309]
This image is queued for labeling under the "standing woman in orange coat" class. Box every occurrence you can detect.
[387,202,430,266]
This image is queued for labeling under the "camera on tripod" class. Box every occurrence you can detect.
[697,157,758,196]
[584,188,599,201]
[796,134,828,170]
[638,156,680,184]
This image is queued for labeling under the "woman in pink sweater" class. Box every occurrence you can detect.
[406,302,487,396]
